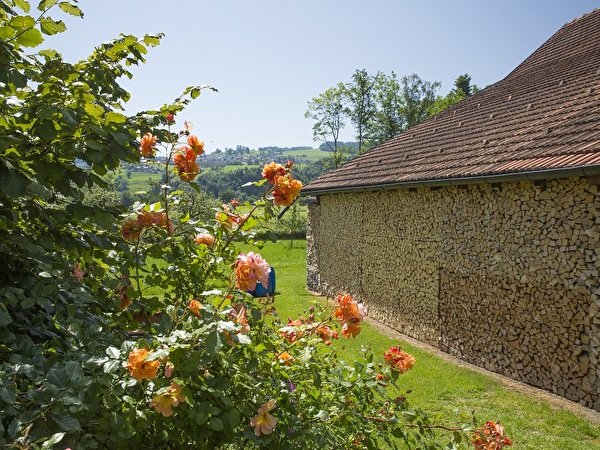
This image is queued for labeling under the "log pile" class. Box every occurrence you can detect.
[307,177,600,408]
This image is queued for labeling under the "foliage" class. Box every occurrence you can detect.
[370,71,406,143]
[369,72,441,144]
[427,73,481,117]
[0,3,508,449]
[304,83,346,168]
[343,69,379,155]
[427,89,467,117]
[398,73,440,129]
[307,71,484,153]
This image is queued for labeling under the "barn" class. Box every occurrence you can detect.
[302,9,600,408]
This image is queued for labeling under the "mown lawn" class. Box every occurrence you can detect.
[249,239,600,449]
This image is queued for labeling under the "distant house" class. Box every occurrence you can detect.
[302,10,600,408]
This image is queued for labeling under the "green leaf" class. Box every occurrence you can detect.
[47,368,68,390]
[64,361,83,381]
[52,413,81,431]
[38,0,59,10]
[106,111,126,124]
[227,408,240,427]
[0,387,17,404]
[59,107,78,127]
[195,410,208,425]
[206,330,222,359]
[391,428,406,438]
[38,120,57,140]
[0,306,12,326]
[14,0,31,13]
[106,346,120,359]
[41,432,66,449]
[38,48,59,60]
[190,87,201,99]
[39,17,66,35]
[58,1,83,17]
[180,351,202,372]
[84,139,104,150]
[0,25,16,40]
[29,389,52,404]
[91,210,115,228]
[315,410,329,421]
[142,34,162,46]
[103,360,120,374]
[9,15,35,30]
[0,171,28,197]
[37,105,57,120]
[84,103,104,118]
[208,417,223,431]
[7,418,21,439]
[16,27,43,47]
[145,348,169,362]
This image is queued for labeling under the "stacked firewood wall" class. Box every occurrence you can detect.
[306,177,600,408]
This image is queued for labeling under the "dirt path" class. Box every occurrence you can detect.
[364,315,600,425]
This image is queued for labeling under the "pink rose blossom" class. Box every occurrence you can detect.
[234,252,270,292]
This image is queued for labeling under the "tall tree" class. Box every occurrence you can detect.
[454,73,474,97]
[427,73,480,116]
[343,69,378,155]
[369,71,405,144]
[400,73,441,129]
[305,83,346,167]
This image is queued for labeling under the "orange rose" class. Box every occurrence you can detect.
[262,162,287,184]
[277,351,295,365]
[250,400,277,436]
[150,382,185,417]
[139,132,157,156]
[194,232,215,247]
[120,219,141,242]
[188,299,202,317]
[126,348,160,381]
[383,345,415,374]
[272,175,302,207]
[173,147,200,181]
[187,135,205,155]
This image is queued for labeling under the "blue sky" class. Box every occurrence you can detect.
[46,1,599,152]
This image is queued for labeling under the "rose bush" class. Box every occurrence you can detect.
[0,2,510,449]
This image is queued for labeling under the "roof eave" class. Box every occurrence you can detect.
[301,164,600,196]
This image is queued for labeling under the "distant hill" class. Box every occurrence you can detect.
[120,143,357,203]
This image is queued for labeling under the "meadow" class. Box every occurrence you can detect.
[126,170,163,193]
[251,239,600,449]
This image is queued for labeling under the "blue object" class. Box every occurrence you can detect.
[249,267,276,297]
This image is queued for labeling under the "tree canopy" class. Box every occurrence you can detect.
[306,70,479,160]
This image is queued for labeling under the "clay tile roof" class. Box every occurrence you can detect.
[303,9,600,194]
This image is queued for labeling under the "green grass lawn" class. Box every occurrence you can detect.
[249,239,600,449]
